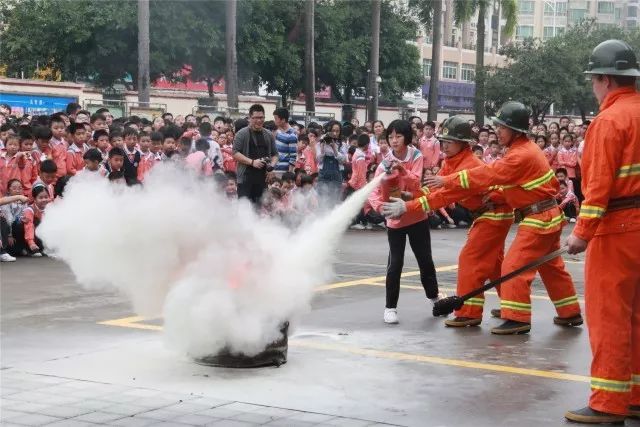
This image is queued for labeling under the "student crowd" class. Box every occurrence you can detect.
[0,101,587,262]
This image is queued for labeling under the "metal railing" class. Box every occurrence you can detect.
[83,99,166,119]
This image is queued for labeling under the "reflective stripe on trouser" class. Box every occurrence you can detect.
[586,230,640,414]
[455,218,512,319]
[499,228,581,323]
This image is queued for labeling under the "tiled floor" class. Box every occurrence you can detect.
[0,371,397,426]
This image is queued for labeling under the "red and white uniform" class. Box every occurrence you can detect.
[22,204,45,248]
[66,144,88,176]
[348,148,368,191]
[419,136,440,172]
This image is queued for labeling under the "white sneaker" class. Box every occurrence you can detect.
[30,252,43,258]
[446,223,457,229]
[364,223,373,230]
[0,253,16,262]
[349,224,366,230]
[429,292,447,305]
[384,308,399,324]
[569,218,577,223]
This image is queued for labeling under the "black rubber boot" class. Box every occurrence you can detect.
[490,308,501,318]
[490,320,531,335]
[554,314,584,327]
[629,405,640,419]
[564,406,626,424]
[444,317,481,327]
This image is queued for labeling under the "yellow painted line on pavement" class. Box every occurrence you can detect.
[289,340,590,383]
[364,283,585,305]
[97,317,590,384]
[315,264,457,291]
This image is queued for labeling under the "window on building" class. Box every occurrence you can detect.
[569,8,588,22]
[442,61,458,80]
[556,2,567,14]
[543,26,555,40]
[556,27,565,35]
[615,7,622,19]
[629,6,638,17]
[597,1,614,14]
[423,59,432,78]
[628,20,637,28]
[516,25,534,40]
[519,0,535,15]
[461,64,475,82]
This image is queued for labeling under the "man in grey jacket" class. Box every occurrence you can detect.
[232,104,279,204]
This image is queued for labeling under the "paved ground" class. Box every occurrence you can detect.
[2,225,637,427]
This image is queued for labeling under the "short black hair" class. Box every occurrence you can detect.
[67,122,85,135]
[32,184,48,199]
[555,167,568,175]
[263,121,277,131]
[109,130,123,141]
[348,134,358,143]
[162,112,173,120]
[90,113,106,123]
[249,104,265,116]
[234,118,248,131]
[150,131,163,142]
[93,129,109,140]
[357,134,369,148]
[214,116,225,123]
[50,115,65,127]
[18,129,33,142]
[54,175,71,198]
[40,159,58,174]
[95,107,110,115]
[0,123,13,132]
[122,127,139,138]
[300,174,313,186]
[109,147,126,158]
[273,107,290,121]
[66,102,81,115]
[282,172,296,182]
[199,122,212,135]
[195,138,210,152]
[160,125,182,140]
[386,120,413,146]
[489,140,499,146]
[33,126,52,140]
[558,179,568,187]
[179,137,192,148]
[108,170,125,181]
[472,145,484,154]
[83,148,103,162]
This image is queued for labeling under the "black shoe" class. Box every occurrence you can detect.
[629,405,640,419]
[490,309,501,318]
[564,406,626,424]
[554,314,584,327]
[444,317,481,327]
[491,320,531,335]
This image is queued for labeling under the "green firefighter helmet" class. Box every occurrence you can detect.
[439,116,474,144]
[584,39,640,77]
[491,101,530,134]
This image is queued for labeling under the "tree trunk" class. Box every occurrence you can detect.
[427,0,442,122]
[137,0,150,104]
[225,0,239,112]
[367,0,381,121]
[474,1,487,125]
[206,77,214,99]
[304,0,316,113]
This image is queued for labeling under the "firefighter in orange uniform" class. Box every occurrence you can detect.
[565,40,640,424]
[383,116,513,327]
[384,101,583,335]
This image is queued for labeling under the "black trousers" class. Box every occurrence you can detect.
[563,203,577,219]
[386,219,439,308]
[0,217,10,253]
[238,181,266,205]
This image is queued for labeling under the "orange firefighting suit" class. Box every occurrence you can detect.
[405,148,513,319]
[573,87,640,415]
[417,135,582,324]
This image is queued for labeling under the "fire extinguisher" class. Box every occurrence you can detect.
[380,161,402,202]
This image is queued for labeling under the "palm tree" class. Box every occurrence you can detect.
[454,0,517,125]
[367,0,381,121]
[225,0,239,113]
[408,0,442,122]
[137,0,150,104]
[304,0,316,113]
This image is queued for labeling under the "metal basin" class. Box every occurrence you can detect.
[194,322,289,368]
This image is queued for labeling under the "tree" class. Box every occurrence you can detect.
[367,0,381,120]
[226,0,240,111]
[236,0,305,107]
[315,0,422,105]
[407,0,440,121]
[138,0,150,104]
[303,0,316,112]
[453,0,517,125]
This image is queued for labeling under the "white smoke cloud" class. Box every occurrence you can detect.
[39,165,381,358]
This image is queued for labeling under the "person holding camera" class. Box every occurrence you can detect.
[232,104,279,205]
